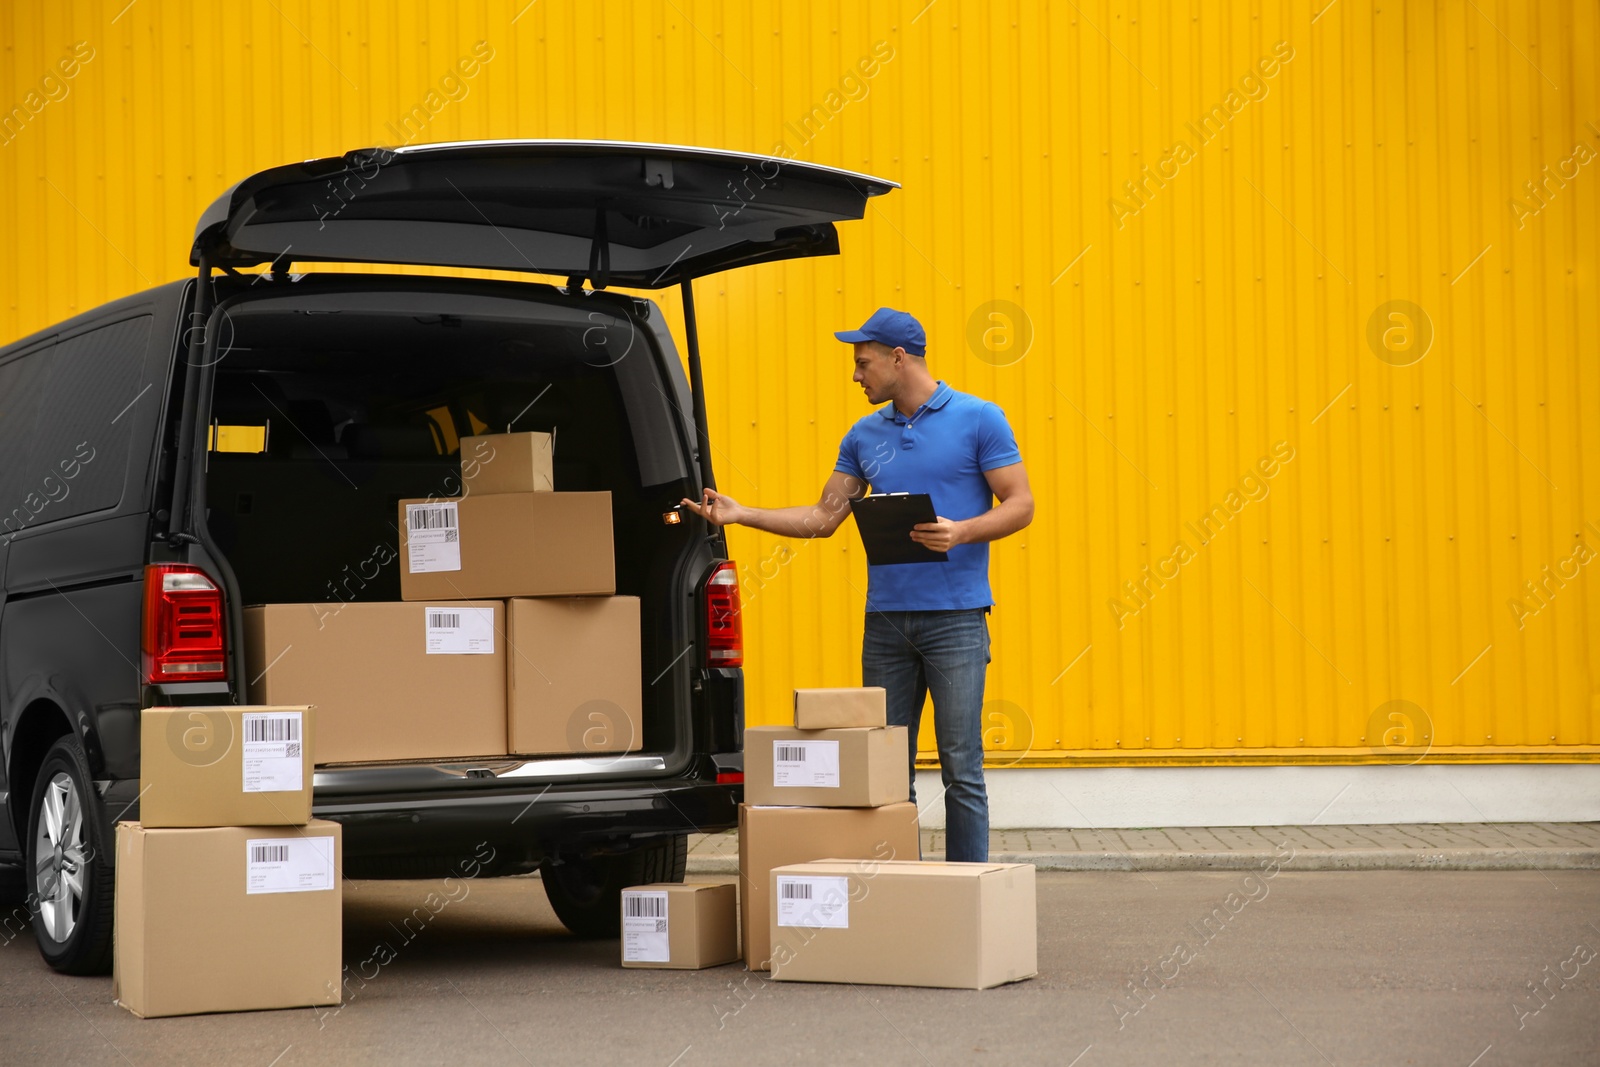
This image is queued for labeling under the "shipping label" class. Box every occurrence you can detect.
[775,875,850,929]
[622,889,670,962]
[424,605,496,654]
[246,835,335,894]
[772,739,840,788]
[241,711,303,793]
[406,502,461,573]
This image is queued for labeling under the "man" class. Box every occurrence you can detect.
[680,307,1033,863]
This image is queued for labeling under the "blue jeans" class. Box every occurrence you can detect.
[862,609,991,862]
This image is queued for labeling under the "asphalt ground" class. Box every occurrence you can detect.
[3,870,1597,1066]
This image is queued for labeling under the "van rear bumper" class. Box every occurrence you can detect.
[95,756,741,872]
[310,774,739,868]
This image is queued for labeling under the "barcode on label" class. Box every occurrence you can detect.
[242,712,303,794]
[408,506,458,530]
[424,605,495,654]
[244,716,300,743]
[621,890,671,961]
[246,836,334,894]
[770,738,839,788]
[406,503,463,573]
[775,875,849,929]
[624,895,667,918]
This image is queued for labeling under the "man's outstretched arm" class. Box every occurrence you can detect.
[679,470,865,538]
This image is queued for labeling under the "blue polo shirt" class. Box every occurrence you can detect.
[835,381,1022,612]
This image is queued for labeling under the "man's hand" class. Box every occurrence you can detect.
[910,516,966,553]
[679,487,745,527]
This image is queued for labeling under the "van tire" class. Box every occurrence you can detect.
[541,835,687,939]
[26,735,116,975]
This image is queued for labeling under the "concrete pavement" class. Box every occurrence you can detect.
[3,869,1597,1065]
[688,822,1600,872]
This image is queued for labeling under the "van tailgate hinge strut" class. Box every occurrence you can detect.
[680,278,717,500]
[167,256,215,542]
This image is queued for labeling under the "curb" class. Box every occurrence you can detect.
[687,848,1600,875]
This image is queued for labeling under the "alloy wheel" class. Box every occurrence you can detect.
[33,771,86,944]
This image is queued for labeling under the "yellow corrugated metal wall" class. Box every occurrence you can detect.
[2,1,1595,764]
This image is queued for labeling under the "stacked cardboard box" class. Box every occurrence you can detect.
[244,431,642,766]
[396,490,614,601]
[739,686,1038,989]
[793,687,889,730]
[505,595,641,757]
[462,430,554,494]
[245,602,508,764]
[767,859,1037,989]
[737,686,920,972]
[432,431,640,759]
[116,706,342,1018]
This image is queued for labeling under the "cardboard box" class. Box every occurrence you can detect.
[743,726,909,808]
[398,492,614,602]
[768,859,1037,990]
[620,882,738,969]
[506,597,642,756]
[244,602,507,764]
[793,687,887,730]
[462,431,553,495]
[113,820,343,1018]
[738,802,920,971]
[139,706,314,828]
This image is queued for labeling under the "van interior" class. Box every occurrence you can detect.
[201,290,697,755]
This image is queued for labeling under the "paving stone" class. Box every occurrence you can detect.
[703,822,1600,872]
[686,823,1600,872]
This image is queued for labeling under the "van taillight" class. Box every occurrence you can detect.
[704,561,743,668]
[142,565,228,683]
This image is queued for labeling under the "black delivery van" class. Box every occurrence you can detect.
[0,141,896,973]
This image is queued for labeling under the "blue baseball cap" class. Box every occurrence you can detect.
[834,307,926,357]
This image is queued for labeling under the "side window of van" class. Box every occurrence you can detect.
[1,315,152,536]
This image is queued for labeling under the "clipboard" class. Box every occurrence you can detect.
[849,493,949,566]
